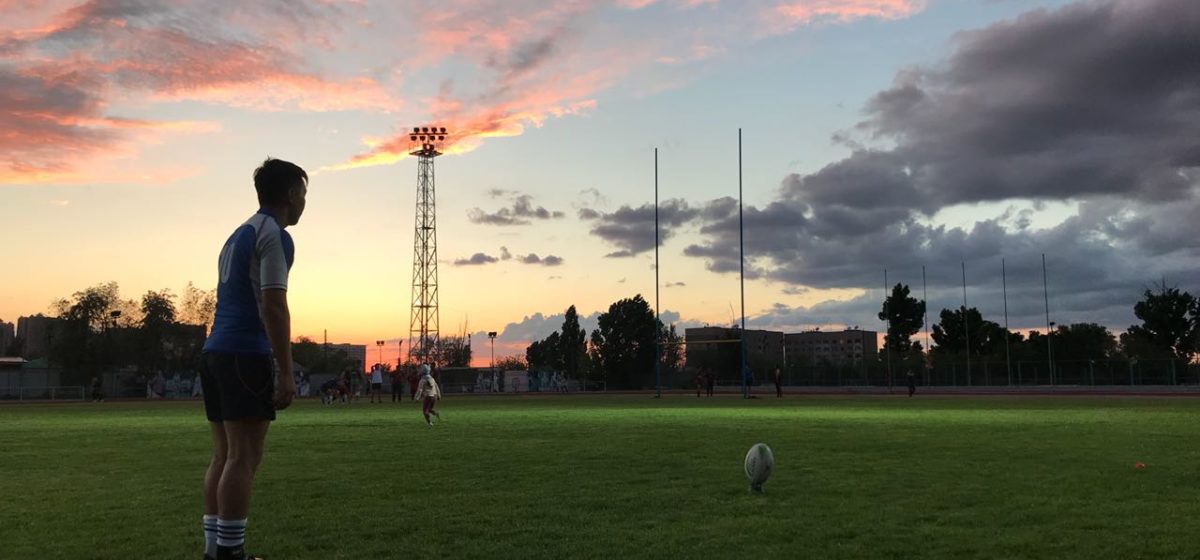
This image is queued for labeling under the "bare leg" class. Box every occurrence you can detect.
[217,419,271,519]
[204,422,228,515]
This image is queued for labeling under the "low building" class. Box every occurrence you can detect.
[684,327,785,378]
[0,320,14,356]
[17,315,61,360]
[324,343,367,372]
[784,329,878,365]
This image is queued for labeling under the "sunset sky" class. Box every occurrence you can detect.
[3,0,1197,367]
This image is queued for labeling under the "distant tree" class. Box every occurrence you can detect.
[931,307,1007,358]
[52,282,137,332]
[134,289,177,373]
[178,282,216,333]
[1052,323,1118,361]
[1119,284,1200,361]
[878,283,926,354]
[435,335,472,368]
[559,306,588,379]
[879,283,928,376]
[658,322,684,381]
[495,355,528,371]
[589,294,656,389]
[526,331,562,372]
[50,282,138,381]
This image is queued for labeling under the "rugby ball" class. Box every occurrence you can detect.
[744,443,774,491]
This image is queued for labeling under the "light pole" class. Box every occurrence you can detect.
[488,331,497,392]
[108,310,122,374]
[375,340,385,370]
[1047,322,1056,385]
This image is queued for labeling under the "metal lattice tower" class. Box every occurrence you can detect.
[407,126,447,365]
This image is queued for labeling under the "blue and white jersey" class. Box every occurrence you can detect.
[203,209,295,354]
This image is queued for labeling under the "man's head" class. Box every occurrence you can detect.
[254,157,308,226]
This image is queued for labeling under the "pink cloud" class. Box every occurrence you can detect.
[1,1,397,185]
[768,0,926,33]
[2,0,927,184]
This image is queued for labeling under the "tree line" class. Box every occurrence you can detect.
[878,282,1200,376]
[28,278,1197,388]
[23,281,475,384]
[22,282,217,384]
[522,296,683,390]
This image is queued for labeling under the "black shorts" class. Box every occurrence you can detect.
[371,383,382,390]
[201,352,276,422]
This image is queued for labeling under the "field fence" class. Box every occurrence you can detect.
[3,358,1197,401]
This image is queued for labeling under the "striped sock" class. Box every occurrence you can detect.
[203,515,218,558]
[216,517,247,553]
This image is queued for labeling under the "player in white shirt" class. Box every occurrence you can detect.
[414,364,441,427]
[369,364,384,403]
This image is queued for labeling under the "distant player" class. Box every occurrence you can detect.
[199,157,306,560]
[907,369,917,397]
[391,368,406,403]
[91,376,103,402]
[773,367,783,398]
[369,365,384,403]
[415,364,442,427]
[319,379,339,405]
[705,370,715,397]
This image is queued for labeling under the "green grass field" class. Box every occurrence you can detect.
[2,394,1199,559]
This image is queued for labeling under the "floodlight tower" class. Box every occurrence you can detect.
[408,126,448,366]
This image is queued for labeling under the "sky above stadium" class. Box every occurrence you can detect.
[2,0,1198,365]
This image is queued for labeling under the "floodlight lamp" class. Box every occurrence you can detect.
[438,135,445,141]
[440,127,446,133]
[422,127,429,133]
[412,127,419,133]
[410,135,417,141]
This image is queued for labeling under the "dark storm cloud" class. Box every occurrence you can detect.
[468,194,565,225]
[832,0,1200,211]
[680,0,1200,331]
[518,253,564,266]
[453,252,498,266]
[587,198,699,257]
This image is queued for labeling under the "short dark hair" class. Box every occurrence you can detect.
[254,157,307,206]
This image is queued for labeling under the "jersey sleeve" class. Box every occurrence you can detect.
[257,223,290,291]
